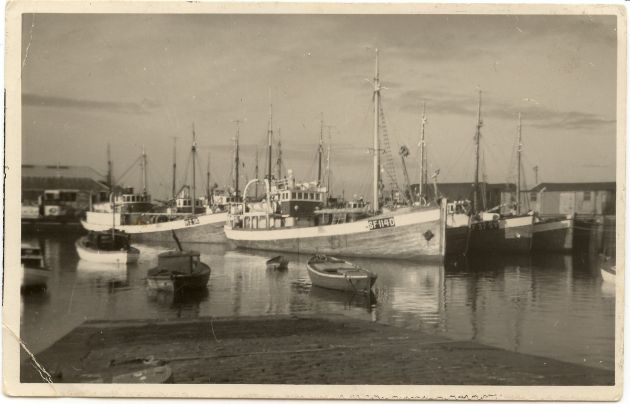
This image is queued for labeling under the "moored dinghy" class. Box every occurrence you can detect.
[75,230,140,264]
[600,254,615,284]
[21,241,51,290]
[306,255,377,293]
[266,256,289,270]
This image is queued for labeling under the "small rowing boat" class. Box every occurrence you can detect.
[266,256,289,270]
[75,230,140,264]
[306,255,377,293]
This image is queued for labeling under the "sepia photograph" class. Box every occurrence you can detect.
[3,1,625,399]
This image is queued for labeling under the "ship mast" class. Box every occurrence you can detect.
[318,113,324,186]
[267,103,273,182]
[326,126,332,196]
[473,90,483,213]
[516,112,522,215]
[191,124,197,215]
[141,145,148,195]
[106,143,113,190]
[255,147,259,199]
[234,120,240,199]
[206,152,211,202]
[418,103,427,200]
[172,137,177,199]
[372,49,381,213]
[276,128,283,180]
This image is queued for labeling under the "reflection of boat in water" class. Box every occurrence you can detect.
[76,259,128,284]
[75,230,140,264]
[21,241,50,290]
[309,285,377,310]
[147,286,209,308]
[266,256,289,270]
[306,255,377,293]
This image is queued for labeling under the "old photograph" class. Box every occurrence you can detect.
[4,1,624,399]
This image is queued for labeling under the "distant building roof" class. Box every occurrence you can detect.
[22,164,106,182]
[22,164,109,193]
[529,182,616,192]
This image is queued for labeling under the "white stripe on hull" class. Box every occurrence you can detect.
[81,212,227,244]
[225,207,444,260]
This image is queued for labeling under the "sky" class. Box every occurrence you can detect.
[21,13,618,199]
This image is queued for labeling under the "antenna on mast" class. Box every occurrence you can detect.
[276,128,283,180]
[372,48,381,213]
[191,123,197,215]
[232,119,241,199]
[171,137,178,199]
[473,89,483,213]
[516,112,522,215]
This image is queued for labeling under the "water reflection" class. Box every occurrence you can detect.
[20,235,615,371]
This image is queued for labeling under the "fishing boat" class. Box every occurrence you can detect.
[464,93,534,254]
[306,255,377,293]
[81,140,228,243]
[532,214,574,252]
[146,232,211,292]
[225,50,447,261]
[266,256,289,270]
[21,241,50,290]
[75,230,140,264]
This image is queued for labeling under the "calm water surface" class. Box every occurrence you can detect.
[21,234,615,370]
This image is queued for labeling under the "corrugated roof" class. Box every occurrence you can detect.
[21,164,106,182]
[528,182,616,192]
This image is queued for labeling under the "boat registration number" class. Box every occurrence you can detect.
[184,217,200,226]
[368,217,395,230]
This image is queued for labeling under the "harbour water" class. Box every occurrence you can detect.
[21,233,615,371]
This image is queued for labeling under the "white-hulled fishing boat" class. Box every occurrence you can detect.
[600,253,616,284]
[306,255,377,293]
[224,50,447,261]
[81,138,228,244]
[76,231,140,264]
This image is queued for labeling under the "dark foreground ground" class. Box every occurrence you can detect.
[21,315,614,385]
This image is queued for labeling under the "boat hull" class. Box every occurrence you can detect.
[445,225,469,255]
[306,264,376,293]
[146,265,211,292]
[81,212,227,244]
[225,205,446,261]
[75,238,140,264]
[468,215,534,253]
[601,267,615,284]
[22,265,50,289]
[532,217,574,252]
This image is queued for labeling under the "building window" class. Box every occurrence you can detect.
[584,191,592,202]
[292,192,297,199]
[530,192,537,202]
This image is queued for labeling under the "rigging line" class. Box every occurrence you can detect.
[116,155,143,185]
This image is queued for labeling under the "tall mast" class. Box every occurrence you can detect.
[234,120,240,198]
[318,113,324,186]
[255,147,259,199]
[473,89,483,213]
[172,137,177,199]
[206,152,211,201]
[191,124,197,215]
[141,145,147,195]
[267,103,273,182]
[516,112,522,215]
[276,128,283,179]
[372,49,381,213]
[419,103,427,200]
[106,143,113,190]
[326,126,332,196]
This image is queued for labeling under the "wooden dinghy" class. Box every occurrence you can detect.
[21,241,50,290]
[306,255,377,293]
[146,231,211,292]
[75,230,140,264]
[266,255,289,270]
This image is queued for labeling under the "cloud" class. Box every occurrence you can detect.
[22,93,160,115]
